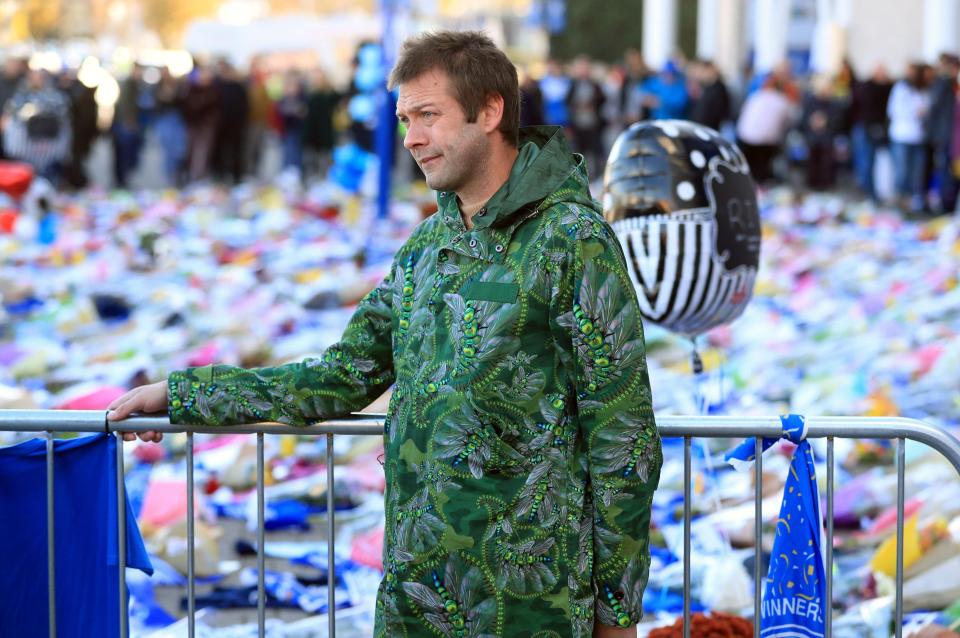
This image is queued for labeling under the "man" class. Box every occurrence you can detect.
[689,60,731,133]
[637,60,689,121]
[109,31,661,638]
[112,64,144,188]
[926,53,959,213]
[851,63,893,202]
[567,56,606,178]
[540,58,572,129]
[213,59,250,184]
[58,69,98,189]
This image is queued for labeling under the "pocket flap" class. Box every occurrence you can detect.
[461,281,519,303]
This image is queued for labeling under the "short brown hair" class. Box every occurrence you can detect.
[388,30,520,147]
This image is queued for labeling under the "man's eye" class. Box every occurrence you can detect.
[422,111,435,119]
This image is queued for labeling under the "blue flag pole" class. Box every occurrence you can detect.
[375,0,397,223]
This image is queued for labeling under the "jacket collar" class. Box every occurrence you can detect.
[435,126,584,262]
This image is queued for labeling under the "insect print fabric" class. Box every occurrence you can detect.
[168,126,662,637]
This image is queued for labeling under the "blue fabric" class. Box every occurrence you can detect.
[639,75,689,120]
[726,415,826,638]
[540,75,571,126]
[0,433,153,638]
[724,413,808,466]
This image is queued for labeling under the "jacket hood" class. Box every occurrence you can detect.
[437,125,598,235]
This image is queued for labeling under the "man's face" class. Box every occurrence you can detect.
[26,70,44,90]
[3,59,20,78]
[397,69,488,194]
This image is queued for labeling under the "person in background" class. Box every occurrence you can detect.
[736,75,795,184]
[213,60,250,184]
[302,68,341,181]
[926,52,960,213]
[276,71,308,175]
[58,69,98,189]
[0,57,27,160]
[888,62,931,214]
[112,64,144,188]
[182,64,221,183]
[745,59,802,103]
[518,67,544,128]
[851,63,893,202]
[152,67,187,187]
[621,48,652,124]
[830,59,857,168]
[601,63,626,160]
[689,60,731,132]
[246,57,272,180]
[567,55,606,177]
[636,60,689,121]
[2,69,72,183]
[540,59,572,129]
[801,74,839,190]
[950,81,960,200]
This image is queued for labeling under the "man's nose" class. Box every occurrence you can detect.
[403,122,425,150]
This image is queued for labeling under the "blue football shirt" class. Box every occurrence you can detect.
[0,433,154,638]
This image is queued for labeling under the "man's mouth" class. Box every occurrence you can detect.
[419,155,441,168]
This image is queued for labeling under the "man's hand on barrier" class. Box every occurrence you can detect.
[107,380,169,443]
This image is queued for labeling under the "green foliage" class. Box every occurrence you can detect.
[548,0,644,63]
[548,0,699,64]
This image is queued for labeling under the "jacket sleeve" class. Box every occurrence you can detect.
[562,220,662,628]
[168,266,396,426]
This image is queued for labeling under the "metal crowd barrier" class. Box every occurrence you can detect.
[4,411,960,638]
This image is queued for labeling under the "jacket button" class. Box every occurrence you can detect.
[495,244,504,253]
[469,239,478,247]
[477,207,487,216]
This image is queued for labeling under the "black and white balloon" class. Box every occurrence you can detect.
[603,120,761,337]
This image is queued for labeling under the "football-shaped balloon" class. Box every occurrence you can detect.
[603,120,761,337]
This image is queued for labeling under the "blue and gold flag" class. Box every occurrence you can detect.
[726,414,826,638]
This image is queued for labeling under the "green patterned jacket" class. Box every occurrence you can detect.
[168,126,662,637]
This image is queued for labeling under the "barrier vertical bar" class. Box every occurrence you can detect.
[826,436,834,637]
[187,431,196,638]
[257,432,266,638]
[328,433,336,638]
[117,434,127,638]
[683,436,691,638]
[895,437,905,638]
[754,437,762,635]
[46,432,56,638]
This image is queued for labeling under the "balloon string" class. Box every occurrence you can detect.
[690,336,729,553]
[691,337,706,414]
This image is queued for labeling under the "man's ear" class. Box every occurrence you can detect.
[479,92,505,134]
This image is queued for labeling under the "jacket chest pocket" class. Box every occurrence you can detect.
[461,281,519,304]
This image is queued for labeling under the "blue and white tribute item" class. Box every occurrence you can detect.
[726,414,826,638]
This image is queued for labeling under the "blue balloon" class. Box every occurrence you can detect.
[348,94,376,123]
[355,66,383,93]
[357,43,382,68]
[329,143,374,193]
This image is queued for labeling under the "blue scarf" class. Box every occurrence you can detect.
[726,414,826,638]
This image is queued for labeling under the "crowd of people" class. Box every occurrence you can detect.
[1,47,960,215]
[0,56,342,189]
[523,50,960,215]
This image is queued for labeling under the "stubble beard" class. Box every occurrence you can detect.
[423,129,488,195]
